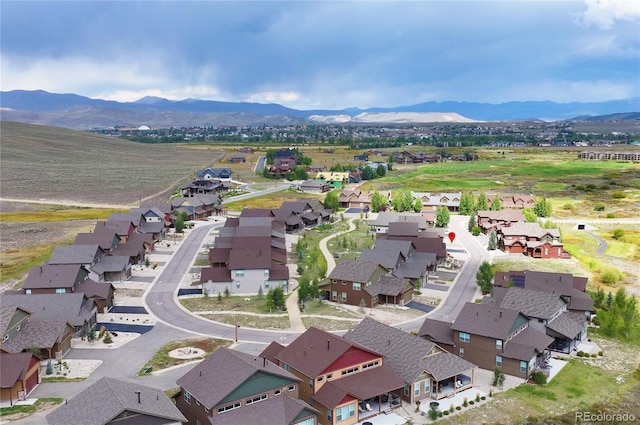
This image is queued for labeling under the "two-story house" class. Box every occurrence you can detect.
[344,318,477,403]
[1,305,74,360]
[322,260,389,307]
[200,218,289,295]
[419,302,554,379]
[0,352,41,406]
[490,287,588,354]
[261,327,405,425]
[175,347,318,425]
[476,210,525,234]
[498,222,570,258]
[22,264,89,295]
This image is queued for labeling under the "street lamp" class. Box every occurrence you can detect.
[235,322,240,342]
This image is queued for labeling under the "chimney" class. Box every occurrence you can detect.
[327,340,330,351]
[135,391,141,404]
[499,311,502,318]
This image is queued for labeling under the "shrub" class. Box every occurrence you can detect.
[471,226,481,236]
[577,350,585,357]
[612,228,625,240]
[46,360,53,375]
[98,325,106,339]
[591,353,597,358]
[606,213,616,218]
[489,389,493,397]
[438,411,443,417]
[428,405,439,420]
[481,396,486,400]
[594,203,605,211]
[449,404,454,413]
[530,371,547,385]
[469,400,475,405]
[103,332,113,344]
[443,411,449,416]
[601,268,623,284]
[456,406,462,411]
[598,351,604,356]
[463,397,468,407]
[475,393,480,402]
[611,191,626,199]
[562,203,574,211]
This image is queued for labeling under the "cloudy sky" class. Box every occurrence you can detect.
[1,1,639,110]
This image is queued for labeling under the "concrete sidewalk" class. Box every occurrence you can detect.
[285,287,306,331]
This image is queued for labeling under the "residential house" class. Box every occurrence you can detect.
[90,255,132,282]
[46,377,186,425]
[299,180,330,194]
[486,194,535,209]
[75,280,115,313]
[200,218,289,295]
[74,227,121,253]
[493,270,593,316]
[305,164,326,173]
[227,153,246,163]
[0,352,41,406]
[498,222,570,258]
[476,210,525,234]
[412,192,462,212]
[0,305,74,360]
[175,347,318,425]
[353,153,369,161]
[322,260,389,307]
[488,287,588,354]
[171,195,222,220]
[182,179,227,197]
[47,244,106,281]
[419,302,554,379]
[2,293,97,337]
[375,222,447,265]
[261,327,405,425]
[315,172,350,189]
[94,220,136,243]
[22,264,89,295]
[369,212,428,234]
[273,200,332,232]
[197,167,232,181]
[344,318,477,402]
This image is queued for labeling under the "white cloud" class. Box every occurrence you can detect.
[503,79,634,103]
[246,91,300,105]
[575,0,640,29]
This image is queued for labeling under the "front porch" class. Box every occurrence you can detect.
[432,373,473,400]
[357,393,402,420]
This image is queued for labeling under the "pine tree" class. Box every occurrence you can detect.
[459,192,475,215]
[435,206,450,228]
[468,212,477,232]
[490,196,502,211]
[488,231,497,250]
[476,192,488,211]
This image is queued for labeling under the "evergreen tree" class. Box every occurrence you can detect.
[488,231,497,250]
[459,192,475,215]
[476,261,493,294]
[490,196,502,211]
[468,212,477,232]
[413,197,423,213]
[376,164,386,177]
[435,206,450,228]
[476,192,488,211]
[362,166,375,180]
[534,197,552,217]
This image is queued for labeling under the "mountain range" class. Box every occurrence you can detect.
[1,90,638,129]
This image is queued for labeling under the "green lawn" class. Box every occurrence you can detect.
[0,398,63,417]
[138,338,230,375]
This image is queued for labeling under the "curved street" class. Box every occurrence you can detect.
[18,212,485,424]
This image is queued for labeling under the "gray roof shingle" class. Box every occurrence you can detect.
[211,395,318,425]
[327,260,386,283]
[46,377,186,425]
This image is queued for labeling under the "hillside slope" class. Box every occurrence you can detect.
[0,122,220,204]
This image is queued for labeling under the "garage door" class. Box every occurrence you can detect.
[24,370,38,395]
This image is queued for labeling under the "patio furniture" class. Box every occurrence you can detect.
[366,403,373,411]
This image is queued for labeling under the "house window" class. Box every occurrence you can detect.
[341,366,359,376]
[309,378,314,388]
[327,409,333,423]
[246,394,268,405]
[235,269,245,277]
[2,335,8,343]
[235,281,240,288]
[459,332,470,343]
[264,269,270,276]
[275,389,281,396]
[404,385,410,396]
[55,288,65,294]
[496,355,503,367]
[353,282,361,291]
[414,382,420,396]
[317,376,324,382]
[283,363,290,372]
[496,339,503,350]
[459,347,464,358]
[217,402,241,414]
[196,420,201,425]
[264,281,270,288]
[341,292,347,302]
[332,291,338,300]
[205,407,210,413]
[294,419,314,425]
[424,380,430,393]
[25,289,32,294]
[184,390,191,404]
[335,404,355,422]
[520,361,527,374]
[327,373,333,380]
[288,385,295,391]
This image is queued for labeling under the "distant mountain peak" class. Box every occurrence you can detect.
[134,96,169,104]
